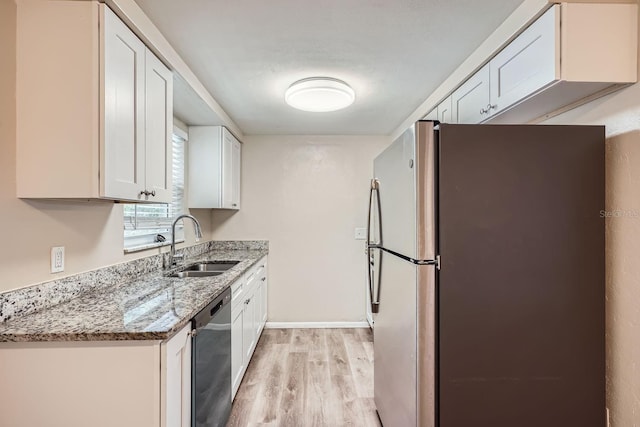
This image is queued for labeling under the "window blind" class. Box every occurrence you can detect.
[123,134,186,250]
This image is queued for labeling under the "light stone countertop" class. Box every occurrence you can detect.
[0,248,267,342]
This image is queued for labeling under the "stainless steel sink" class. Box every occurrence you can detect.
[170,271,224,278]
[182,261,239,272]
[168,261,240,278]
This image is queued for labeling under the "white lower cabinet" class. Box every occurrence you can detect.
[231,301,246,397]
[161,323,192,427]
[231,256,269,400]
[0,323,192,427]
[259,263,268,331]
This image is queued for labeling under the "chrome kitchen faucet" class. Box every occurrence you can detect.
[169,214,203,267]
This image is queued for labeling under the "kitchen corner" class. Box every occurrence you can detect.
[0,239,268,427]
[0,240,267,341]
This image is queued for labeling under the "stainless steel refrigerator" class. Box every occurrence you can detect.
[366,121,605,427]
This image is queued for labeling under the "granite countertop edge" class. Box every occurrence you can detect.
[0,248,268,344]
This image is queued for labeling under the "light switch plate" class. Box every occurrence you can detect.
[51,246,64,273]
[355,227,367,240]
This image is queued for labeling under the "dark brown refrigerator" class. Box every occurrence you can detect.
[367,121,605,427]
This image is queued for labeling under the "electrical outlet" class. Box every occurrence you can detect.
[51,246,64,273]
[355,227,367,240]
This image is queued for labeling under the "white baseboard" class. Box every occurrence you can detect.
[265,321,370,329]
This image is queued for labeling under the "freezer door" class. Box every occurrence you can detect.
[373,121,436,261]
[374,253,436,427]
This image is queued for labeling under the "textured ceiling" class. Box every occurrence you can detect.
[135,0,525,135]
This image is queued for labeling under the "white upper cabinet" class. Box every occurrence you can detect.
[426,3,637,125]
[222,130,242,209]
[486,3,636,124]
[189,126,242,210]
[452,63,491,124]
[436,96,454,124]
[488,6,558,118]
[144,51,174,202]
[16,3,173,203]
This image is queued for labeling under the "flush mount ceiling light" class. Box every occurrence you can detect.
[285,77,355,112]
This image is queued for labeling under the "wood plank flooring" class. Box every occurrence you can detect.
[227,328,381,427]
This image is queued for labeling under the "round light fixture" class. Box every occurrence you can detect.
[285,77,355,112]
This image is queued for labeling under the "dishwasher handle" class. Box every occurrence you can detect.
[192,288,232,329]
[210,299,224,317]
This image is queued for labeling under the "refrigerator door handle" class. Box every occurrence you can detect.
[367,179,382,247]
[367,179,383,313]
[367,249,381,313]
[379,247,440,269]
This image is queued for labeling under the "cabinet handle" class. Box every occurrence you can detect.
[480,107,487,115]
[489,104,497,110]
[139,190,156,197]
[245,298,250,305]
[149,190,156,197]
[261,277,266,281]
[232,203,237,207]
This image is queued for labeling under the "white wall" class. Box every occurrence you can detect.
[209,135,389,323]
[0,1,211,293]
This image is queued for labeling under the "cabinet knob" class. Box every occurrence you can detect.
[261,277,266,281]
[232,203,237,207]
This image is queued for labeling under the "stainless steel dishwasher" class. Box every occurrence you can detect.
[192,288,232,427]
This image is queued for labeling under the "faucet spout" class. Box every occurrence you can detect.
[169,214,203,267]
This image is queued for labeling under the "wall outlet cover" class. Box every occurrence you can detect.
[51,246,65,273]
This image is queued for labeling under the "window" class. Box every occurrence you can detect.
[123,132,186,252]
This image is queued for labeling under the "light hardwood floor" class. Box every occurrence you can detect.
[227,328,381,427]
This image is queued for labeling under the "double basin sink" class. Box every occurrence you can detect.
[169,261,239,278]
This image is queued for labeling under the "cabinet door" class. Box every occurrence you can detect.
[231,139,241,209]
[221,129,241,210]
[221,129,234,209]
[452,63,491,124]
[436,96,454,124]
[259,261,268,326]
[101,6,146,200]
[489,5,559,115]
[188,126,223,208]
[231,303,245,399]
[242,286,257,363]
[162,323,192,427]
[144,50,173,203]
[254,281,263,339]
